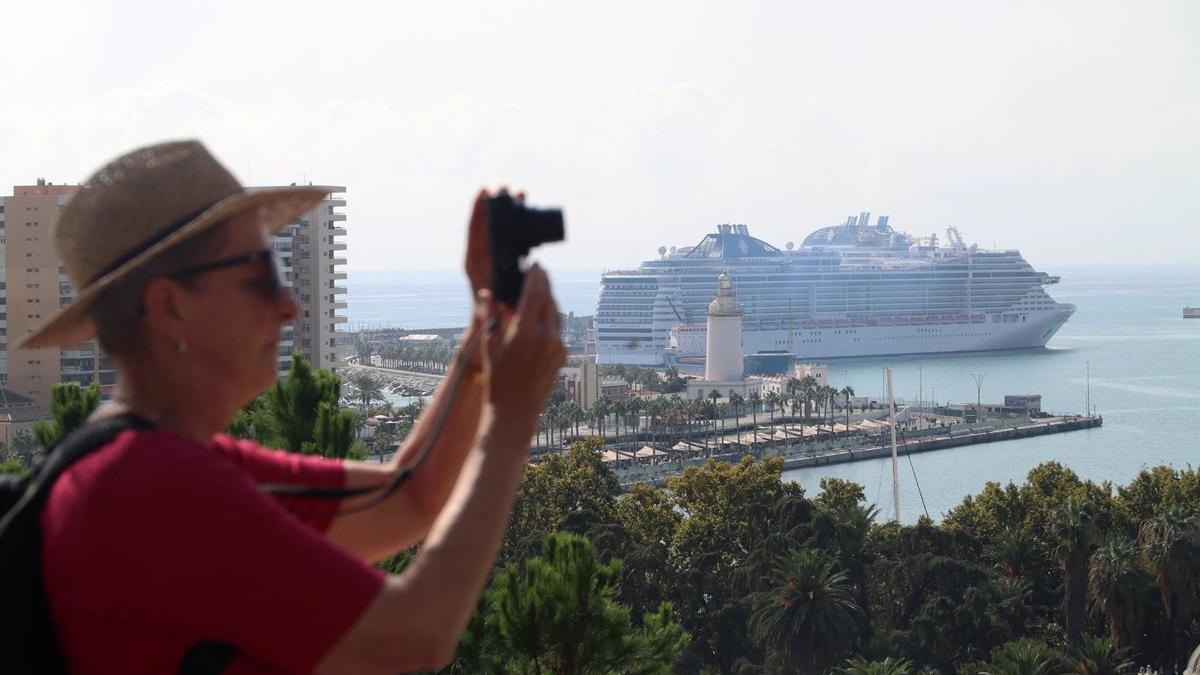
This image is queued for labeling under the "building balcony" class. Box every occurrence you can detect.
[332,213,346,222]
[332,315,348,325]
[333,272,347,281]
[331,285,347,295]
[330,227,347,236]
[331,242,347,252]
[332,301,348,310]
[332,257,347,266]
[329,199,346,208]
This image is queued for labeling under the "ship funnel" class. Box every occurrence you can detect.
[857,212,871,227]
[878,215,889,228]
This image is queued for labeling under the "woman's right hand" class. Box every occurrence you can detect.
[481,264,565,446]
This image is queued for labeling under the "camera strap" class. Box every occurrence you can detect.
[261,317,496,515]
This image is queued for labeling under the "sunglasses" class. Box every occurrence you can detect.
[169,249,288,302]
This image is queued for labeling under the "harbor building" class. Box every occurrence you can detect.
[794,363,829,385]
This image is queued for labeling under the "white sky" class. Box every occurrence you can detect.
[1,0,1196,272]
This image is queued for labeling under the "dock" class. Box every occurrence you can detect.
[614,415,1103,488]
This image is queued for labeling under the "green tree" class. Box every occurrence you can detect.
[257,353,345,453]
[1088,536,1150,651]
[0,458,27,477]
[841,385,856,431]
[1138,504,1200,671]
[815,477,867,512]
[9,429,38,465]
[992,529,1037,580]
[748,547,862,674]
[32,382,102,453]
[346,372,385,413]
[505,438,621,562]
[487,532,688,674]
[1066,635,1134,675]
[1051,495,1100,646]
[304,402,358,458]
[977,638,1064,675]
[837,656,914,675]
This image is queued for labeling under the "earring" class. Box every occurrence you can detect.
[174,340,188,353]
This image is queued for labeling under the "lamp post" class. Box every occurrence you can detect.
[1085,360,1090,418]
[970,372,987,421]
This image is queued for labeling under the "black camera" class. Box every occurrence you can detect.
[487,194,565,305]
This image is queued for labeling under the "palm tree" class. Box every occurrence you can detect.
[1067,635,1135,675]
[347,373,385,413]
[1052,496,1099,646]
[836,656,913,675]
[729,392,745,446]
[748,391,762,449]
[799,375,817,422]
[979,638,1060,675]
[589,397,611,438]
[1089,536,1147,650]
[817,502,878,633]
[764,391,779,432]
[1138,504,1200,671]
[748,547,862,674]
[993,529,1037,579]
[626,397,643,441]
[841,385,855,433]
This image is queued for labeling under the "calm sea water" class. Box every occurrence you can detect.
[348,265,1200,522]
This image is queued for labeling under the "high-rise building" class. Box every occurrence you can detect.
[0,180,350,411]
[0,180,118,408]
[269,186,349,375]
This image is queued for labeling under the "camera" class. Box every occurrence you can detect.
[487,194,565,305]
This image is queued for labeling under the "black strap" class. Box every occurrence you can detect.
[179,641,237,675]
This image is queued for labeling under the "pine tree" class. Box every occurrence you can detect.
[33,382,102,453]
[256,353,354,455]
[487,532,688,674]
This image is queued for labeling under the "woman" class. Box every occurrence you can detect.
[22,141,565,673]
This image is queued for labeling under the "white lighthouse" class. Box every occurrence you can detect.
[705,272,743,382]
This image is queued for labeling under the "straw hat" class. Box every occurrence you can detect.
[18,140,329,349]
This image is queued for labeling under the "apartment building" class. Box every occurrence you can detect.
[0,180,349,412]
[269,186,349,375]
[0,180,118,409]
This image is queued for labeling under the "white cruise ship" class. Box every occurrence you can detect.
[595,214,1075,365]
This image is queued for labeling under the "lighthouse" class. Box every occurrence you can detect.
[705,272,743,382]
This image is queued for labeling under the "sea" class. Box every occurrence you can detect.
[347,265,1200,523]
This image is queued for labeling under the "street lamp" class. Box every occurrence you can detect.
[970,372,987,420]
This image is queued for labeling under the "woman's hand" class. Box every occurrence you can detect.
[481,264,565,447]
[464,188,524,295]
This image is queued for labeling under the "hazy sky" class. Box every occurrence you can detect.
[2,0,1196,272]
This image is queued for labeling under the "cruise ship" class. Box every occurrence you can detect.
[594,214,1075,365]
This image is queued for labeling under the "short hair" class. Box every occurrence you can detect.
[89,223,230,358]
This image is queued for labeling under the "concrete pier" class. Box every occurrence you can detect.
[615,415,1103,488]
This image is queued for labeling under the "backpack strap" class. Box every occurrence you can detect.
[179,641,237,675]
[0,414,155,675]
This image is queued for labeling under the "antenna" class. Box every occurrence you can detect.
[887,367,900,522]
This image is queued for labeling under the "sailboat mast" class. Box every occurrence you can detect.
[887,367,900,522]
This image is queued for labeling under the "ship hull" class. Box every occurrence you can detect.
[598,308,1074,365]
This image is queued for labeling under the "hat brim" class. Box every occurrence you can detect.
[17,186,330,350]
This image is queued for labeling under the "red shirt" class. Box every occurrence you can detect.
[41,430,386,674]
